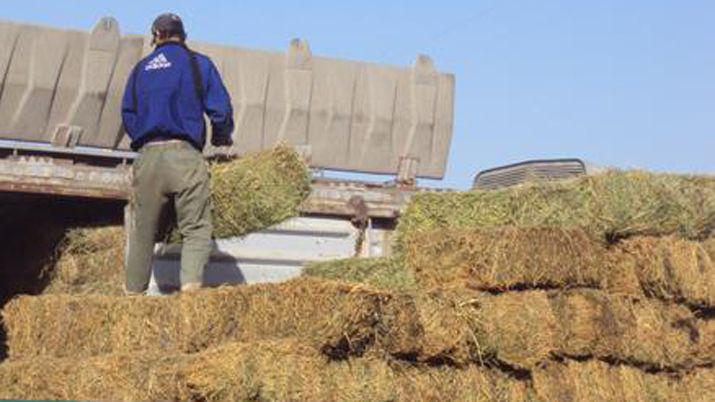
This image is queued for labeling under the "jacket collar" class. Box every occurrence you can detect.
[155,41,186,51]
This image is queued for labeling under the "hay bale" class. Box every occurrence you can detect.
[0,351,182,401]
[312,359,529,402]
[682,367,715,402]
[209,145,311,238]
[303,257,417,292]
[2,277,390,359]
[380,288,707,371]
[402,227,608,291]
[190,346,532,401]
[532,360,713,402]
[403,227,714,308]
[380,289,558,370]
[674,175,715,240]
[42,226,125,296]
[176,339,327,401]
[473,290,557,369]
[619,236,715,307]
[0,339,528,402]
[697,319,715,364]
[550,289,702,369]
[702,237,715,260]
[396,171,715,248]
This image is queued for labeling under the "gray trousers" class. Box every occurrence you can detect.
[125,141,213,293]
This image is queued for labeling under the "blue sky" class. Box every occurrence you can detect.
[2,1,713,188]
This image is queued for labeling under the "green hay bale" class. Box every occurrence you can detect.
[42,226,125,296]
[2,277,390,359]
[396,171,715,248]
[303,257,417,292]
[209,145,311,238]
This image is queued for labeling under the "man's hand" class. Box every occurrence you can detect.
[211,136,233,147]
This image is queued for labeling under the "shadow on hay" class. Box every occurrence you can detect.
[0,193,123,361]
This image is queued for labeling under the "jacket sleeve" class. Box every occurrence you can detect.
[203,59,235,146]
[121,66,139,139]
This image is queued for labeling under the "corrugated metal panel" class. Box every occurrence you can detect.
[147,216,393,293]
[0,18,454,179]
[473,159,588,190]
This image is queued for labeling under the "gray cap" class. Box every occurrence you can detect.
[151,13,186,39]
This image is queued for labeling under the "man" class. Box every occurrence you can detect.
[121,13,234,294]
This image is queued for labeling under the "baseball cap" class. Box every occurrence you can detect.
[151,13,186,40]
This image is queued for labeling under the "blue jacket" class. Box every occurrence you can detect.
[121,42,234,151]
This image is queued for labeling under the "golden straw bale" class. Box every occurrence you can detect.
[322,360,529,402]
[550,290,701,369]
[0,339,529,402]
[531,359,705,402]
[403,227,607,291]
[0,351,182,401]
[681,368,715,402]
[696,319,715,364]
[619,236,715,307]
[703,237,715,260]
[403,227,713,308]
[380,289,557,370]
[475,290,557,369]
[176,339,326,401]
[378,289,485,364]
[180,340,527,401]
[2,277,390,359]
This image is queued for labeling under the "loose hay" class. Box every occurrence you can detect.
[209,145,311,238]
[2,277,390,360]
[42,226,125,296]
[396,171,715,248]
[303,257,417,292]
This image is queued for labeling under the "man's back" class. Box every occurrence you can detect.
[122,42,234,151]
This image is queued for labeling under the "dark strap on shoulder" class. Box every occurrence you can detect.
[131,64,139,111]
[183,45,205,107]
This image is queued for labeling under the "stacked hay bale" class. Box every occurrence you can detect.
[2,169,715,401]
[383,171,715,398]
[305,171,715,400]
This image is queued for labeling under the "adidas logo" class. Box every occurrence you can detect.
[145,53,172,71]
